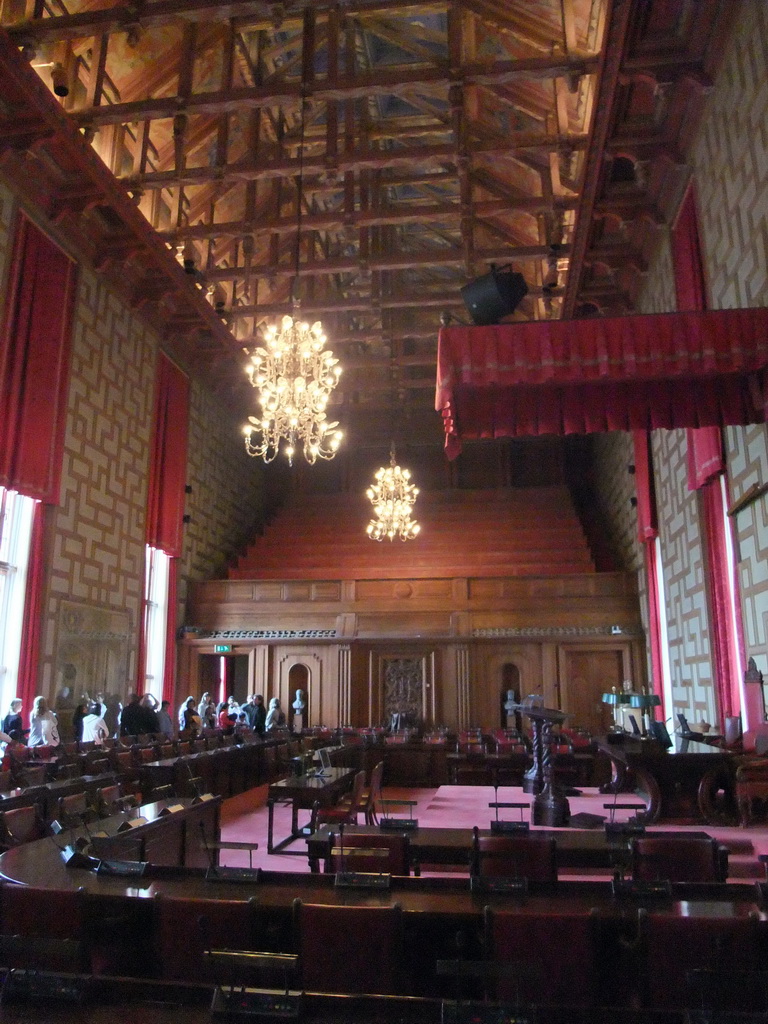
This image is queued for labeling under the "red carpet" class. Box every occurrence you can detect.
[219,783,768,881]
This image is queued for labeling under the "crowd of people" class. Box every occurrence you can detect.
[0,690,290,750]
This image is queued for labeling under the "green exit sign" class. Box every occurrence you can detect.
[213,644,232,653]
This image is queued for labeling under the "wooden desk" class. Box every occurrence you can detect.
[602,739,738,824]
[267,768,355,854]
[79,797,220,870]
[305,823,720,875]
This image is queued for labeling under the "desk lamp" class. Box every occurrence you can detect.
[629,690,662,735]
[601,687,630,732]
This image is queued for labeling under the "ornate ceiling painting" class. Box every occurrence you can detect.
[0,0,733,447]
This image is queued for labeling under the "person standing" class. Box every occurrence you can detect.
[1,699,25,742]
[253,694,267,735]
[28,696,60,747]
[264,697,286,731]
[156,700,174,739]
[81,702,109,744]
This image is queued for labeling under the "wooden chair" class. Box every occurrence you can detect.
[294,900,403,995]
[154,894,257,982]
[362,760,384,825]
[630,834,727,882]
[96,783,139,817]
[637,909,763,1009]
[484,905,599,1007]
[0,805,46,847]
[18,764,47,788]
[324,829,410,875]
[311,769,366,830]
[472,826,557,882]
[0,883,86,973]
[57,790,93,827]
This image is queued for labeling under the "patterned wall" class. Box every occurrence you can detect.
[182,381,267,585]
[625,0,768,726]
[0,184,268,702]
[653,429,716,723]
[41,263,156,699]
[636,226,714,722]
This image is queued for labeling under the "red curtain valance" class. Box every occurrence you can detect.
[436,308,768,458]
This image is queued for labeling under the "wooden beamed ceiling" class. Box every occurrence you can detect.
[0,0,737,440]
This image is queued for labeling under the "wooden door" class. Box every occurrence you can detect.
[560,648,627,735]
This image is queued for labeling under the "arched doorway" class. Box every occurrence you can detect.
[288,664,310,731]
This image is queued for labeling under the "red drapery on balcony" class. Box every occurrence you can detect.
[435,308,768,458]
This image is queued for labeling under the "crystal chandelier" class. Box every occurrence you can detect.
[243,317,342,465]
[242,57,342,466]
[366,446,421,541]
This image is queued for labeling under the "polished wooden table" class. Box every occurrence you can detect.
[267,767,356,854]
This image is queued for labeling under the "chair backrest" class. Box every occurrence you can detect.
[484,906,598,1006]
[20,764,47,788]
[154,894,256,982]
[96,784,122,816]
[638,909,762,1010]
[326,830,410,875]
[472,827,557,882]
[0,883,86,972]
[631,835,724,882]
[1,805,45,846]
[295,900,402,995]
[58,790,89,824]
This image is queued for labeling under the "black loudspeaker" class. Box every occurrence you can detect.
[461,267,528,325]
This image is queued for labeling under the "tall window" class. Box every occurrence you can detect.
[142,545,170,702]
[0,488,36,709]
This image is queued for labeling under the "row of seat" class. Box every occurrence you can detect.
[0,732,305,839]
[1,882,763,1010]
[317,828,729,883]
[0,782,138,848]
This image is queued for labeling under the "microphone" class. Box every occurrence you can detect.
[48,820,99,870]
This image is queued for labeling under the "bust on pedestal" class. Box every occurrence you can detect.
[292,689,306,734]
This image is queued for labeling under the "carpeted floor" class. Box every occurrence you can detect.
[219,782,768,881]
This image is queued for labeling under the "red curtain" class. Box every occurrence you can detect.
[140,353,190,696]
[644,539,666,721]
[672,184,708,312]
[633,430,664,710]
[146,352,190,558]
[701,483,739,719]
[16,500,44,721]
[632,430,657,543]
[672,184,725,491]
[436,307,768,457]
[0,214,77,502]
